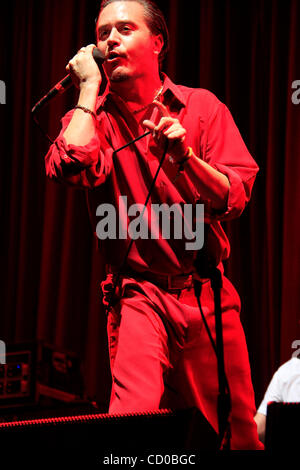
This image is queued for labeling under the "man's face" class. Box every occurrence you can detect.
[96,1,162,83]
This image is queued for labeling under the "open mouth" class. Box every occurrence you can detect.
[107,52,123,62]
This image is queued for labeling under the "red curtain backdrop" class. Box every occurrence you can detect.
[0,0,299,409]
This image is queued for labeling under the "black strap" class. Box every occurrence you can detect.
[105,137,169,314]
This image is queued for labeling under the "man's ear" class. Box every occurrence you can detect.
[153,34,164,57]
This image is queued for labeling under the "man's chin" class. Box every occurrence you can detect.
[109,69,130,83]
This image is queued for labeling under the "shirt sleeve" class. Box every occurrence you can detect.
[45,109,113,189]
[203,101,259,221]
[257,371,283,415]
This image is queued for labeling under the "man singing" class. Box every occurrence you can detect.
[45,0,263,450]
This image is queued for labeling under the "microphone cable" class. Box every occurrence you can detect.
[104,137,169,315]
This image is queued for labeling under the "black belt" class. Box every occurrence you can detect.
[106,265,194,292]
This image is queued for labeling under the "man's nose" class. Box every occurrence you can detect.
[107,27,120,46]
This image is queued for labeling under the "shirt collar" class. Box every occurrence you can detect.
[160,73,187,107]
[97,73,187,110]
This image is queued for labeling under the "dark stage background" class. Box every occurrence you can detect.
[0,0,299,411]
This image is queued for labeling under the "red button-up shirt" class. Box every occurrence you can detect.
[45,74,258,275]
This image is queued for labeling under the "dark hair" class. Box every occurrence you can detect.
[97,0,169,65]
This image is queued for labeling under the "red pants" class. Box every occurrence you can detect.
[106,275,263,450]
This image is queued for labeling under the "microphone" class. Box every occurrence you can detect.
[31,47,105,114]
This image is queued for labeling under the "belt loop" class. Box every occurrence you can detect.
[167,275,171,290]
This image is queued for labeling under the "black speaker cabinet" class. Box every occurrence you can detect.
[0,407,218,465]
[265,402,299,453]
